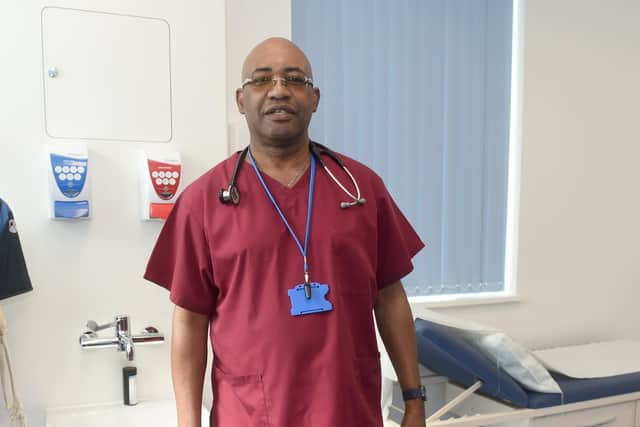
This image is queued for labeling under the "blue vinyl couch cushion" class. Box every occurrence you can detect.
[527,371,640,408]
[415,317,530,407]
[415,318,640,409]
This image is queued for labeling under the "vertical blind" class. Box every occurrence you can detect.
[292,0,513,297]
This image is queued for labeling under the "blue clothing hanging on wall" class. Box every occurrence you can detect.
[0,199,32,299]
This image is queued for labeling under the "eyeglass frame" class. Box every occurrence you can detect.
[241,75,314,89]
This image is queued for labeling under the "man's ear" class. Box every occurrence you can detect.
[312,87,320,112]
[236,88,245,114]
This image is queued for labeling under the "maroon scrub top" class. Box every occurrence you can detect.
[145,150,424,427]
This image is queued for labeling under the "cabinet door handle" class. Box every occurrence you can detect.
[579,415,616,427]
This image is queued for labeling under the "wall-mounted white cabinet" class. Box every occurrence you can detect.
[41,7,173,142]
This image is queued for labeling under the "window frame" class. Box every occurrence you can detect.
[409,0,525,309]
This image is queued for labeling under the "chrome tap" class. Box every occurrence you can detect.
[115,315,134,361]
[79,315,164,361]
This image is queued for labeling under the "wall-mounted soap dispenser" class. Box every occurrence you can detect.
[48,144,90,219]
[139,150,182,221]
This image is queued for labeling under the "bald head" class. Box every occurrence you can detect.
[241,37,313,82]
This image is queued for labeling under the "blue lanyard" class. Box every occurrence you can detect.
[248,148,316,286]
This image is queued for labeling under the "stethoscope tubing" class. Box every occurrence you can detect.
[219,142,365,208]
[310,143,366,208]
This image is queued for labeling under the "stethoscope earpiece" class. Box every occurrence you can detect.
[340,198,366,209]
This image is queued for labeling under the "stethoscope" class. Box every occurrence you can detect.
[218,141,366,208]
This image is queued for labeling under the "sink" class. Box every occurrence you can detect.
[46,400,209,427]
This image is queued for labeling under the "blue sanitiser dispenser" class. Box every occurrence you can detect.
[48,145,90,219]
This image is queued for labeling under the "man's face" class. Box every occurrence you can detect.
[236,40,320,145]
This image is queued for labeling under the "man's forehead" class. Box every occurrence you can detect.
[242,38,312,78]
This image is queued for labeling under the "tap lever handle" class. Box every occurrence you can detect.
[86,320,115,332]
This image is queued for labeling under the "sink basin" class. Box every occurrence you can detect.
[46,400,209,427]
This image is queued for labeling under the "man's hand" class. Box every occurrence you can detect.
[401,399,426,427]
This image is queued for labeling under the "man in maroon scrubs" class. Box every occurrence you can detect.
[145,38,426,427]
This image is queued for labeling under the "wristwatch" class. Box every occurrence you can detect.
[402,385,427,401]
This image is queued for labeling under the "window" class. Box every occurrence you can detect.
[292,0,519,300]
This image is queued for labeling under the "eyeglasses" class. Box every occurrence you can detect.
[241,75,314,89]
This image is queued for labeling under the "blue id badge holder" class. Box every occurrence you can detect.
[288,283,333,316]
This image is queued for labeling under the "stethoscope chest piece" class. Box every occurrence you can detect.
[218,185,240,205]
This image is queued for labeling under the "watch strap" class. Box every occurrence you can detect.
[402,385,426,401]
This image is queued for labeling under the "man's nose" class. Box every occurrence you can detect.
[268,78,291,98]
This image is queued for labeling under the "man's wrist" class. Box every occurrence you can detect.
[404,398,425,408]
[403,398,426,419]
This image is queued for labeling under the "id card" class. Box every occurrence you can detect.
[287,282,333,316]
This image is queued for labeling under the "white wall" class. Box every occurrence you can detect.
[225,0,291,150]
[1,0,226,425]
[435,0,640,349]
[2,0,640,425]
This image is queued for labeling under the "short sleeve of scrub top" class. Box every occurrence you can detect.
[144,192,216,316]
[373,176,424,289]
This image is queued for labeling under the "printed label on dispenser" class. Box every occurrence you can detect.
[147,159,181,200]
[140,150,182,221]
[50,153,88,198]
